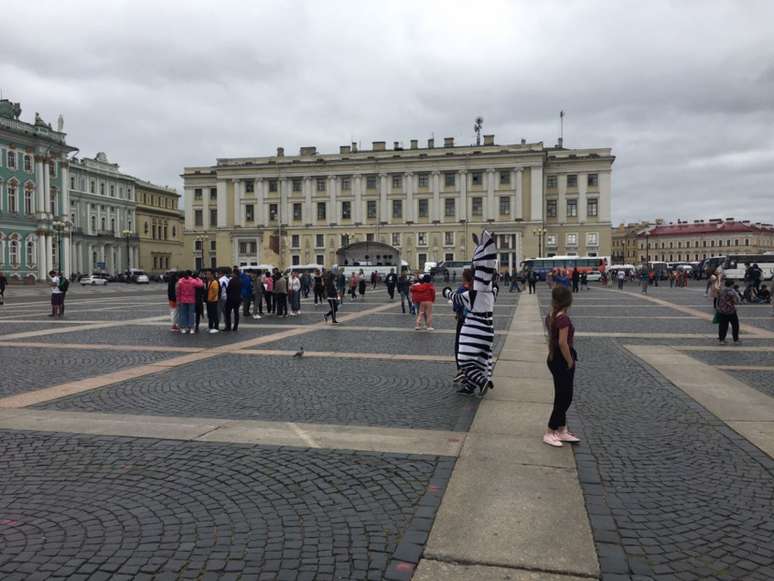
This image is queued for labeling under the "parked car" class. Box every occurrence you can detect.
[80,273,109,286]
[128,269,150,284]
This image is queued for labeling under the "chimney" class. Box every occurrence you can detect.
[521,138,526,144]
[483,134,495,146]
[410,139,418,149]
[393,141,400,150]
[276,147,284,157]
[444,137,454,147]
[339,145,351,154]
[300,146,317,156]
[427,138,434,148]
[351,142,358,153]
[372,141,386,151]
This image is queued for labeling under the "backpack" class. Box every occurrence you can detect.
[716,289,736,315]
[58,277,70,292]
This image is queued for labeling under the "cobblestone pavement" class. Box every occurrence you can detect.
[726,370,774,399]
[0,346,178,397]
[0,430,453,581]
[537,288,774,580]
[37,354,479,431]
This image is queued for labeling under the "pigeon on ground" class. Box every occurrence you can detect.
[293,347,304,358]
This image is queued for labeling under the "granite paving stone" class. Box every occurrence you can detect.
[726,370,774,399]
[0,430,453,580]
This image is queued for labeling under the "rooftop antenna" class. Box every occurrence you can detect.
[474,116,484,145]
[559,110,565,147]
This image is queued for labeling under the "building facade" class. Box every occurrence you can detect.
[135,179,184,274]
[182,136,614,272]
[68,153,138,276]
[635,219,774,264]
[612,221,656,264]
[0,99,77,280]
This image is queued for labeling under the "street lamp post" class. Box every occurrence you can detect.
[194,234,209,271]
[122,229,132,273]
[52,220,65,273]
[532,227,547,258]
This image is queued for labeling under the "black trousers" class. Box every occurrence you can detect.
[265,293,273,313]
[547,354,575,430]
[275,294,288,317]
[195,302,203,331]
[528,281,536,294]
[718,312,740,342]
[572,280,579,293]
[325,298,338,322]
[314,288,324,304]
[454,316,464,369]
[206,302,219,330]
[224,301,240,331]
[387,284,395,299]
[242,296,252,316]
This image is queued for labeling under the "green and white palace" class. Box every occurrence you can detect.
[0,99,76,281]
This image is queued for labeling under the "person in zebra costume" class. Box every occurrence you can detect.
[447,230,498,396]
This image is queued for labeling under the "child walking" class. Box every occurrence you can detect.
[411,274,436,331]
[544,286,580,447]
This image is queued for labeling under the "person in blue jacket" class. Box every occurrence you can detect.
[240,269,254,316]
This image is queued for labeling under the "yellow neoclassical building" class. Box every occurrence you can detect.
[134,179,185,274]
[182,135,614,272]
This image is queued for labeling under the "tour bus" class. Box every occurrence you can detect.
[646,261,670,280]
[698,256,725,278]
[520,256,609,281]
[332,261,409,280]
[284,263,325,276]
[435,260,469,280]
[721,254,774,281]
[239,264,277,275]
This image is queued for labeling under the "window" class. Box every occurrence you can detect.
[418,253,427,268]
[9,238,19,265]
[367,200,377,219]
[245,204,254,222]
[293,203,302,221]
[745,239,749,246]
[366,175,377,189]
[6,150,15,169]
[292,178,302,192]
[269,179,278,193]
[90,180,96,194]
[444,231,454,246]
[24,155,32,172]
[49,162,56,177]
[392,175,402,189]
[587,198,598,217]
[316,177,326,192]
[101,217,106,231]
[444,198,455,218]
[499,196,510,215]
[391,233,401,246]
[151,223,157,239]
[244,181,254,193]
[417,232,428,246]
[100,183,105,195]
[546,175,558,189]
[587,174,599,187]
[445,252,455,262]
[8,183,17,212]
[567,174,578,188]
[25,239,34,266]
[342,201,351,220]
[269,203,278,221]
[586,232,599,246]
[209,208,217,225]
[71,176,76,189]
[110,185,115,197]
[210,240,216,252]
[567,233,578,246]
[418,198,429,218]
[91,215,97,232]
[315,234,324,248]
[471,197,483,217]
[471,171,482,186]
[172,226,176,238]
[392,199,402,219]
[317,202,327,221]
[444,173,455,187]
[567,199,578,217]
[366,233,375,242]
[210,187,217,201]
[316,254,324,265]
[418,174,429,188]
[546,199,557,217]
[291,255,300,266]
[499,171,510,185]
[341,177,351,191]
[734,239,739,246]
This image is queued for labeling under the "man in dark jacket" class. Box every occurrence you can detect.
[385,269,397,300]
[224,266,242,331]
[571,268,580,293]
[167,272,179,332]
[397,273,413,314]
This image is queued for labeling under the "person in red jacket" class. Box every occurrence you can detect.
[410,274,437,331]
[175,271,204,334]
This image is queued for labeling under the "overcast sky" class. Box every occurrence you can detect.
[2,0,773,225]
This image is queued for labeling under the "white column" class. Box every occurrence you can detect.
[405,172,414,222]
[558,174,567,222]
[45,235,53,273]
[432,171,441,222]
[61,163,70,217]
[38,234,48,279]
[216,180,227,228]
[599,171,612,222]
[530,165,543,221]
[353,174,363,223]
[35,158,46,216]
[255,178,265,225]
[514,169,522,220]
[329,175,338,224]
[63,234,71,276]
[43,161,52,215]
[184,187,194,229]
[486,168,496,221]
[233,179,242,227]
[578,174,587,223]
[303,177,312,224]
[379,173,388,223]
[458,170,467,222]
[280,178,290,224]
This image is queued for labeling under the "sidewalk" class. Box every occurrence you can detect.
[414,293,599,580]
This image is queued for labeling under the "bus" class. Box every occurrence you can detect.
[520,256,608,281]
[721,254,774,281]
[698,256,725,279]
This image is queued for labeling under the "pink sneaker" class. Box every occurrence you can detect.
[556,428,580,443]
[543,432,563,447]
